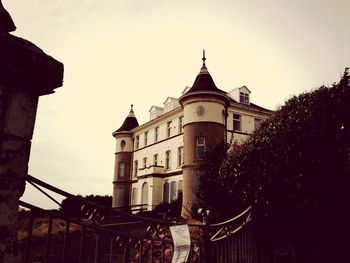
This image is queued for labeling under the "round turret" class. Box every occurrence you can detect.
[179,51,230,218]
[112,105,139,208]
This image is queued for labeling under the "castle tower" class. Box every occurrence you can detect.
[112,105,139,208]
[179,51,230,218]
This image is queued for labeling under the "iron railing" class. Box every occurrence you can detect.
[18,174,255,263]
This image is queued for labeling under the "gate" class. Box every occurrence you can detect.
[18,175,254,263]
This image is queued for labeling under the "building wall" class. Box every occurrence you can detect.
[113,96,271,211]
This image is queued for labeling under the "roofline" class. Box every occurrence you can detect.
[132,106,183,133]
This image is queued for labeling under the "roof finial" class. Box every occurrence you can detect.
[127,104,135,117]
[202,50,206,67]
[200,49,208,74]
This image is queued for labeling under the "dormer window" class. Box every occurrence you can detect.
[240,92,249,104]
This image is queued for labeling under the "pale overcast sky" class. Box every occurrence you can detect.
[4,0,349,208]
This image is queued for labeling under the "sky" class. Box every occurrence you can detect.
[3,0,349,209]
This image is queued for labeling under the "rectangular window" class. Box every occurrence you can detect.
[196,137,205,159]
[154,127,159,142]
[233,114,241,131]
[153,154,158,166]
[119,162,125,177]
[132,187,138,205]
[177,147,184,167]
[178,116,184,133]
[254,118,262,130]
[134,160,138,177]
[178,180,183,195]
[165,150,171,170]
[144,131,148,146]
[143,157,147,168]
[239,92,249,104]
[167,121,172,138]
[163,182,170,203]
[135,135,140,149]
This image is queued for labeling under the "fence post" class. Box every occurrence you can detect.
[199,209,211,263]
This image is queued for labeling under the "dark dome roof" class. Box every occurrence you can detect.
[113,105,139,136]
[188,71,220,93]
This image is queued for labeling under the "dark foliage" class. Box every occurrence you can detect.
[60,194,112,218]
[196,69,350,261]
[138,193,183,219]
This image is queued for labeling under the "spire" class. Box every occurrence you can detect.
[127,104,135,117]
[113,104,139,135]
[200,49,209,74]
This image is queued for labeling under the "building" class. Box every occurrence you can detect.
[112,52,271,218]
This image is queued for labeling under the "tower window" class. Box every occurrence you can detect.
[135,135,140,149]
[134,160,138,177]
[233,114,241,131]
[119,162,125,178]
[196,137,205,159]
[177,147,184,167]
[144,131,148,146]
[165,150,171,170]
[120,140,126,149]
[167,121,172,138]
[239,92,249,104]
[153,154,158,166]
[178,116,184,133]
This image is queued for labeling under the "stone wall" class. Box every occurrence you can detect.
[0,2,63,261]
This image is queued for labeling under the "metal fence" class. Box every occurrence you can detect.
[18,174,254,263]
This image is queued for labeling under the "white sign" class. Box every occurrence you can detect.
[170,224,191,263]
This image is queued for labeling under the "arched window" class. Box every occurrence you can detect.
[141,182,148,207]
[119,162,125,177]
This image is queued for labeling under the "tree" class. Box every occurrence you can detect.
[196,69,350,261]
[61,194,112,217]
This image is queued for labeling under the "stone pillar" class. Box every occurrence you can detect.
[0,2,63,261]
[0,85,39,262]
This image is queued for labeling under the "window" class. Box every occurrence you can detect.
[170,181,177,201]
[134,160,138,177]
[254,118,262,130]
[120,140,126,149]
[163,182,170,203]
[233,114,241,131]
[178,180,183,196]
[177,147,183,167]
[165,150,171,169]
[143,157,147,168]
[116,187,125,207]
[239,92,249,104]
[153,154,158,166]
[154,127,159,142]
[178,116,184,133]
[167,121,172,137]
[164,102,172,113]
[131,187,138,205]
[119,162,125,177]
[141,182,148,207]
[135,135,140,149]
[196,137,205,159]
[144,131,148,146]
[150,111,156,120]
